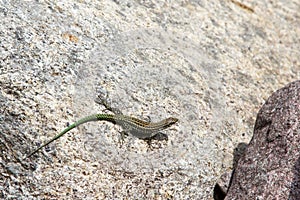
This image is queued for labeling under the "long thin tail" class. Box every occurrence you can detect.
[26,115,99,158]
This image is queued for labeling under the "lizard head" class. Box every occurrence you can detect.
[164,117,178,127]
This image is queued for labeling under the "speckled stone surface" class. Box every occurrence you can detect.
[225,80,300,199]
[0,0,299,199]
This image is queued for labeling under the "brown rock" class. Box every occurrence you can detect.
[225,80,300,199]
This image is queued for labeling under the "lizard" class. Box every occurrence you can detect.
[26,98,178,158]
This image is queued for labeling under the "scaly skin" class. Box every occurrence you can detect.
[26,114,178,158]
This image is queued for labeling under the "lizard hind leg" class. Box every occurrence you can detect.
[117,130,128,146]
[94,96,123,115]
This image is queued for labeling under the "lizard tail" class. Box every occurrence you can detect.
[26,114,101,158]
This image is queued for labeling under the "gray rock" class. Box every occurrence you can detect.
[1,0,299,198]
[225,80,300,199]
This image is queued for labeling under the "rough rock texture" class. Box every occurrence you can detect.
[214,142,248,199]
[225,80,300,199]
[0,0,299,199]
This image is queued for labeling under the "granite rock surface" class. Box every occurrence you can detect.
[225,80,300,199]
[0,0,299,199]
